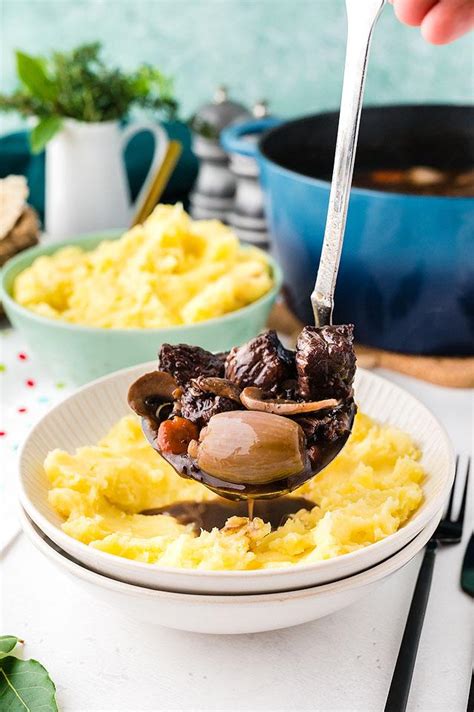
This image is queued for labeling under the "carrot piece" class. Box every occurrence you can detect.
[158,417,199,455]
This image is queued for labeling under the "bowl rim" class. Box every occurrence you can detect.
[18,361,455,582]
[20,505,441,602]
[0,231,282,335]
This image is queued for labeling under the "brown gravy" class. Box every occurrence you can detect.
[141,496,316,532]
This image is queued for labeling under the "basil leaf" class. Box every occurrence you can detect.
[0,636,20,659]
[30,116,63,154]
[16,51,57,103]
[0,657,58,712]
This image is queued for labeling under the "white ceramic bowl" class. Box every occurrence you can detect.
[20,506,441,634]
[19,363,454,595]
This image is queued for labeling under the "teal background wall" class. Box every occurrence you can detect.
[1,0,472,131]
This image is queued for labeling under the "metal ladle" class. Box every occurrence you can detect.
[312,0,386,327]
[131,0,387,501]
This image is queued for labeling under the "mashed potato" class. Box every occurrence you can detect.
[14,204,273,328]
[45,412,425,570]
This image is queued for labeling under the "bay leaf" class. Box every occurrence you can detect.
[0,636,20,660]
[0,656,58,712]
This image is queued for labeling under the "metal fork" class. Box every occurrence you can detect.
[384,455,471,712]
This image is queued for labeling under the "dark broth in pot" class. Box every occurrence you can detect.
[353,166,474,197]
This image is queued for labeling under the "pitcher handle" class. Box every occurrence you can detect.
[121,121,169,210]
[221,118,281,158]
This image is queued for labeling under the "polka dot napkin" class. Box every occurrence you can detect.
[0,325,73,551]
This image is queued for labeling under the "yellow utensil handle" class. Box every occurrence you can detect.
[130,140,182,227]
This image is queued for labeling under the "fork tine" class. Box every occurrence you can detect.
[445,455,459,520]
[455,456,470,526]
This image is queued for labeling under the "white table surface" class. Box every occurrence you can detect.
[1,325,473,712]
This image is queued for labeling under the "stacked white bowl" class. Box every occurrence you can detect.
[18,364,454,634]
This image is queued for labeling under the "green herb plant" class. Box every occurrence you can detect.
[0,635,58,711]
[0,42,177,154]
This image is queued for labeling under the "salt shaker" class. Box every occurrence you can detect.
[189,87,251,221]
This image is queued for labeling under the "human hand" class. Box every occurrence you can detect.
[391,0,474,44]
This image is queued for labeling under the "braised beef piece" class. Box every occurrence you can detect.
[295,399,356,445]
[225,330,296,395]
[159,344,226,387]
[296,325,356,401]
[179,381,241,428]
[280,379,300,401]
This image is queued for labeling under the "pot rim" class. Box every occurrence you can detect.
[258,103,474,203]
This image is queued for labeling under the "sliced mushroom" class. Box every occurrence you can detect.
[188,410,306,485]
[407,166,444,187]
[128,370,178,417]
[240,387,338,416]
[191,376,241,403]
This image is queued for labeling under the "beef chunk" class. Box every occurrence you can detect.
[279,379,300,401]
[158,344,225,388]
[295,400,356,445]
[179,383,241,428]
[296,325,356,401]
[225,330,296,395]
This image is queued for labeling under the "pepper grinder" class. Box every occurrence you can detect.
[189,87,251,221]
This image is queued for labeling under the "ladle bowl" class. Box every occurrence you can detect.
[140,401,356,501]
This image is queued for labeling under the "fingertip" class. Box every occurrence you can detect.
[421,1,474,44]
[420,25,450,44]
[420,20,450,44]
[392,0,438,27]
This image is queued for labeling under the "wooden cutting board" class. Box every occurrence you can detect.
[267,302,474,389]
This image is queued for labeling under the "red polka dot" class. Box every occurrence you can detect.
[0,431,5,437]
[26,379,36,388]
[18,407,27,413]
[18,352,28,361]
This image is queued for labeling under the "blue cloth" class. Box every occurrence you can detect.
[0,121,198,224]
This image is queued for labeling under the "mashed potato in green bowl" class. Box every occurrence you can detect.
[1,205,281,384]
[13,204,273,328]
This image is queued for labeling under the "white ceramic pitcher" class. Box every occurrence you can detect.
[45,119,169,238]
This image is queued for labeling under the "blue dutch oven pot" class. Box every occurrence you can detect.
[222,105,474,356]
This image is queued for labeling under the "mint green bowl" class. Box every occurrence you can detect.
[1,233,282,386]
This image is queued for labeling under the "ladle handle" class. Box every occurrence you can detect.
[311,0,386,327]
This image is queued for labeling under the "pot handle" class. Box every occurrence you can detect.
[221,118,281,158]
